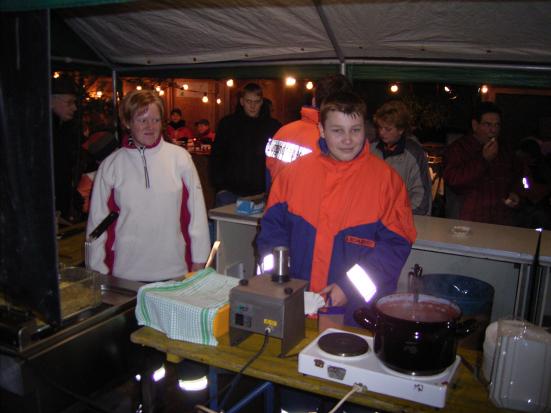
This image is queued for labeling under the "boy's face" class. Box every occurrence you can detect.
[319,110,365,161]
[240,92,263,118]
[170,112,181,123]
[197,123,209,134]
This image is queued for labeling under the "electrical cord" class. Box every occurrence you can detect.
[198,328,271,412]
[327,383,364,413]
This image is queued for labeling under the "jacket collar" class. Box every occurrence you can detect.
[376,135,406,159]
[300,106,320,125]
[122,132,163,150]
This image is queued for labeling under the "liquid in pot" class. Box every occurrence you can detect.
[377,294,460,322]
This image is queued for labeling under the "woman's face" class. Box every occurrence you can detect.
[377,121,404,146]
[129,103,162,146]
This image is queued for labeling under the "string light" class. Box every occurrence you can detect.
[155,85,161,92]
[159,90,165,96]
[202,93,209,103]
[216,98,222,104]
[389,83,399,93]
[444,85,451,93]
[182,84,189,90]
[306,81,314,90]
[96,91,103,98]
[285,77,297,87]
[53,72,60,79]
[480,84,489,94]
[226,79,234,87]
[136,85,143,91]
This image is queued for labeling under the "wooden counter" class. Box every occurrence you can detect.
[131,324,512,412]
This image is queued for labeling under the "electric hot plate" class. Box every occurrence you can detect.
[298,328,461,408]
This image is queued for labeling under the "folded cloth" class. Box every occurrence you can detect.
[136,268,239,346]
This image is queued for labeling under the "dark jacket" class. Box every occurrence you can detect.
[52,114,82,219]
[210,106,281,196]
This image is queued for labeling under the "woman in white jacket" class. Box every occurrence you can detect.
[86,90,210,282]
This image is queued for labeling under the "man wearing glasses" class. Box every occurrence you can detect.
[444,102,521,225]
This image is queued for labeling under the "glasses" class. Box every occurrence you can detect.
[480,121,500,128]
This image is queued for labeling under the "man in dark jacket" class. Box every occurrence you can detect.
[51,74,81,221]
[210,83,281,206]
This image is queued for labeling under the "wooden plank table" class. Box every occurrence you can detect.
[131,324,512,412]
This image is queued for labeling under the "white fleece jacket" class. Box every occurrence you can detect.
[86,138,210,281]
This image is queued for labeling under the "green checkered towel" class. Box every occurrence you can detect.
[135,268,239,346]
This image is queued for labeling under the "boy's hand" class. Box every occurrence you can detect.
[320,283,348,307]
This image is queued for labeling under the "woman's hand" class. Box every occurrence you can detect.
[320,283,348,307]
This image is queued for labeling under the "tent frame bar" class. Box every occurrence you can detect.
[113,58,551,74]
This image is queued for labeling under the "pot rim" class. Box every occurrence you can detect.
[375,292,462,324]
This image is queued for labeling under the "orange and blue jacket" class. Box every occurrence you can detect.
[257,139,417,324]
[265,106,320,191]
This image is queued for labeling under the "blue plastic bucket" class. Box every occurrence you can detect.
[420,273,494,349]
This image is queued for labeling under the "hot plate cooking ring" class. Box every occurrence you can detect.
[317,332,369,357]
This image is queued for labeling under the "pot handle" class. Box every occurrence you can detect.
[455,318,478,337]
[353,307,376,331]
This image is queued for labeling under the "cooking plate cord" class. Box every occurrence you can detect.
[198,329,271,412]
[327,383,364,413]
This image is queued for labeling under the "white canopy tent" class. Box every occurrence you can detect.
[52,0,551,72]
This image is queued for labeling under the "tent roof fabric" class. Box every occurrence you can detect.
[51,0,551,69]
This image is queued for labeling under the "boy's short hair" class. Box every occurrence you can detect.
[242,82,263,97]
[320,92,367,125]
[374,100,412,134]
[315,74,352,108]
[170,108,182,116]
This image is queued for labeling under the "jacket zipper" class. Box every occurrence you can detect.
[138,146,150,188]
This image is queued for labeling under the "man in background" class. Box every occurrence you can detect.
[444,102,521,225]
[51,74,81,222]
[265,74,352,190]
[210,83,281,206]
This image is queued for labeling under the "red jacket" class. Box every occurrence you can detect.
[444,134,521,225]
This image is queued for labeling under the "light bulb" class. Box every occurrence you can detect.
[306,81,314,90]
[216,98,222,104]
[481,84,489,94]
[202,94,209,103]
[390,84,399,93]
[136,85,142,91]
[226,79,234,87]
[285,77,297,87]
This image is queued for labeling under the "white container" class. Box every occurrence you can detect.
[489,320,551,412]
[482,321,499,381]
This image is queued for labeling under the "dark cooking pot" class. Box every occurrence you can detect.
[354,293,476,376]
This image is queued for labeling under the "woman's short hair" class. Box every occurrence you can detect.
[373,100,411,134]
[320,92,367,125]
[119,90,164,127]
